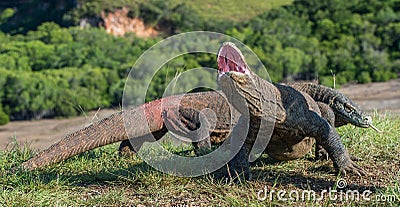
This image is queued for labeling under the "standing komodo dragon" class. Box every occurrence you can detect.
[217,42,369,180]
[20,51,377,173]
[118,81,373,161]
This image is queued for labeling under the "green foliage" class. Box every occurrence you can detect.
[228,0,399,83]
[0,104,9,125]
[0,0,75,34]
[358,71,372,83]
[0,8,14,25]
[0,66,121,120]
[0,0,399,121]
[0,22,188,120]
[26,22,73,44]
[64,0,292,33]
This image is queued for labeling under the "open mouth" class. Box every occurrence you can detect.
[217,42,250,80]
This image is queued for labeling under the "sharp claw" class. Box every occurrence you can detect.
[339,161,367,177]
[350,155,362,161]
[352,161,368,176]
[354,168,361,176]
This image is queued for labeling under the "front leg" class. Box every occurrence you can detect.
[315,102,335,160]
[227,142,252,182]
[305,112,367,176]
[226,115,253,182]
[315,102,361,161]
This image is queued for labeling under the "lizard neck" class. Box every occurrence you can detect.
[288,82,339,106]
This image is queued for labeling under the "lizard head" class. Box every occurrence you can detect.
[217,42,262,115]
[330,93,372,128]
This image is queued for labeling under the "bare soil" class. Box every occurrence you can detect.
[0,109,119,150]
[1,79,399,150]
[339,79,400,114]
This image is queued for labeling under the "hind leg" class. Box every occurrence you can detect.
[163,106,214,155]
[118,128,168,156]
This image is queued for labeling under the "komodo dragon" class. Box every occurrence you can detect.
[118,81,373,161]
[217,42,368,180]
[19,54,377,173]
[20,85,374,171]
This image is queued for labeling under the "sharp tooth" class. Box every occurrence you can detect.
[217,73,223,80]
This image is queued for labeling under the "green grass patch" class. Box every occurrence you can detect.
[0,112,399,206]
[170,0,293,23]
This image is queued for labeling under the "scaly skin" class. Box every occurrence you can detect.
[286,82,372,128]
[217,42,367,180]
[285,82,372,160]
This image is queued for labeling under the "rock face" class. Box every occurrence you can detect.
[101,7,158,38]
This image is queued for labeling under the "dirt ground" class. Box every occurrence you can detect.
[339,79,400,114]
[0,109,119,150]
[0,79,399,150]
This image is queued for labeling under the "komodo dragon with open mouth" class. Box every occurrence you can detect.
[20,44,378,175]
[217,42,371,180]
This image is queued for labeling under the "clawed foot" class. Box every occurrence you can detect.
[225,163,251,183]
[118,147,137,157]
[349,155,362,161]
[337,160,368,176]
[316,147,362,162]
[224,143,252,183]
[118,140,137,157]
[214,158,251,184]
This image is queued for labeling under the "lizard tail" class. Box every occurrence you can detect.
[19,97,171,171]
[20,112,128,170]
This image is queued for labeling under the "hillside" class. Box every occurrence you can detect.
[0,0,292,35]
[167,0,293,23]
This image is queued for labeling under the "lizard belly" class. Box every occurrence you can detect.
[266,130,315,161]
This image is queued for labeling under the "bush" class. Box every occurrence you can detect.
[358,71,372,84]
[0,106,9,125]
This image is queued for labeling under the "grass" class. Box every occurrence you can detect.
[0,112,399,206]
[73,0,292,28]
[170,0,293,23]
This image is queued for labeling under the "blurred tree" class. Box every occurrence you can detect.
[0,104,9,125]
[0,8,14,25]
